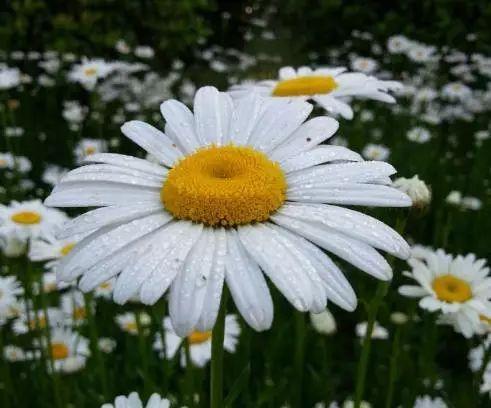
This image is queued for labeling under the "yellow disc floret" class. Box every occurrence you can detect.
[11,211,42,225]
[162,145,286,226]
[272,75,337,97]
[51,342,69,360]
[187,330,212,345]
[432,274,472,303]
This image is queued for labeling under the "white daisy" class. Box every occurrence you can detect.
[355,321,389,339]
[386,35,411,54]
[361,143,390,161]
[42,164,69,186]
[407,127,431,143]
[32,270,72,294]
[0,275,23,321]
[310,308,337,335]
[68,58,115,90]
[101,392,170,408]
[413,395,447,408]
[350,57,378,74]
[115,312,151,335]
[154,314,240,367]
[94,278,115,299]
[98,337,117,353]
[399,248,491,338]
[61,290,91,326]
[12,307,63,335]
[38,327,90,373]
[45,86,410,336]
[441,82,472,101]
[393,175,431,209]
[74,138,108,164]
[0,200,67,241]
[0,234,27,257]
[0,152,15,169]
[228,67,402,119]
[0,67,21,89]
[29,231,81,271]
[468,334,491,372]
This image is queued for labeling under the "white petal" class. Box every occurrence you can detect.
[228,92,267,145]
[238,224,314,311]
[68,163,165,183]
[398,285,427,298]
[160,99,200,154]
[313,95,353,119]
[121,120,183,167]
[225,229,273,331]
[278,66,296,79]
[280,145,362,173]
[84,153,167,177]
[272,214,392,280]
[193,86,233,146]
[59,167,163,188]
[270,117,339,162]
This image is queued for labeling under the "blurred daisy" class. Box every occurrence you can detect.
[407,127,431,143]
[310,308,337,335]
[461,196,482,211]
[42,165,69,186]
[102,392,170,408]
[46,87,410,336]
[355,321,389,340]
[98,337,117,354]
[38,327,90,373]
[393,175,431,209]
[0,200,67,241]
[94,278,115,299]
[351,57,378,74]
[468,334,491,372]
[116,312,151,335]
[0,275,23,320]
[387,35,411,54]
[0,152,14,169]
[154,315,240,367]
[0,67,21,89]
[4,345,30,362]
[61,290,91,326]
[441,82,472,101]
[12,307,63,335]
[29,231,81,271]
[362,143,390,161]
[32,271,72,294]
[0,234,27,258]
[413,395,447,408]
[74,139,108,164]
[399,249,491,338]
[228,67,402,119]
[68,58,114,90]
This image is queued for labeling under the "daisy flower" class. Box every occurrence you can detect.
[32,271,72,294]
[407,127,431,143]
[116,312,151,335]
[0,66,21,89]
[0,275,23,320]
[350,57,378,74]
[399,249,491,338]
[0,152,15,169]
[29,231,81,271]
[12,307,63,335]
[228,67,402,119]
[154,315,240,367]
[98,337,117,354]
[94,278,115,299]
[0,200,67,241]
[101,392,170,408]
[361,143,390,161]
[42,164,69,186]
[38,327,90,373]
[441,82,472,101]
[468,334,491,372]
[61,290,91,326]
[393,175,431,209]
[355,321,389,340]
[45,87,410,336]
[413,395,447,408]
[68,58,114,90]
[74,139,108,164]
[310,308,337,335]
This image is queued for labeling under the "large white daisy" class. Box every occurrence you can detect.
[45,86,410,336]
[228,66,402,119]
[399,248,491,338]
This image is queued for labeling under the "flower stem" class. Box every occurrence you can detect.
[293,311,306,407]
[354,280,389,408]
[210,289,228,408]
[385,327,401,408]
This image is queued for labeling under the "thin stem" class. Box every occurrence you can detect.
[293,311,306,407]
[385,327,401,408]
[210,289,228,408]
[354,280,389,408]
[184,340,195,407]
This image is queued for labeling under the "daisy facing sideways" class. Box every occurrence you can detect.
[154,315,240,367]
[101,392,170,408]
[399,248,491,338]
[45,86,410,336]
[228,66,402,119]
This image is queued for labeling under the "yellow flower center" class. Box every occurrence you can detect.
[99,281,111,289]
[85,146,96,155]
[51,342,69,360]
[124,322,138,332]
[187,331,212,345]
[161,145,286,226]
[83,67,97,77]
[29,315,47,330]
[480,315,491,325]
[432,274,472,303]
[272,75,337,97]
[60,243,75,256]
[11,211,42,225]
[73,306,86,321]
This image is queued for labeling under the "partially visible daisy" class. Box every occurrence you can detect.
[468,334,491,372]
[101,392,170,408]
[0,67,21,89]
[68,58,114,90]
[393,175,431,209]
[154,315,240,367]
[12,307,63,335]
[387,35,411,54]
[94,278,115,299]
[0,275,23,320]
[413,395,447,408]
[61,290,91,326]
[0,152,14,169]
[3,345,32,362]
[0,200,67,241]
[399,249,491,338]
[116,312,151,335]
[310,309,337,335]
[441,82,472,101]
[42,165,69,186]
[29,231,81,272]
[38,327,90,373]
[32,271,73,294]
[98,337,117,354]
[407,127,431,143]
[228,67,402,119]
[355,321,389,340]
[45,87,410,336]
[74,138,108,164]
[362,143,390,161]
[350,57,378,74]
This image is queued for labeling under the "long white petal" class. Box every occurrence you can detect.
[83,153,167,177]
[228,92,267,145]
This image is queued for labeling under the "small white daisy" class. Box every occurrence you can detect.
[29,231,81,272]
[413,395,448,408]
[393,175,431,209]
[115,312,151,335]
[399,248,491,338]
[0,275,23,321]
[362,143,390,161]
[407,127,431,143]
[101,392,170,408]
[0,67,21,89]
[42,165,69,186]
[441,82,472,101]
[0,200,67,241]
[154,314,240,367]
[68,58,115,90]
[12,307,63,335]
[74,138,108,164]
[355,321,389,339]
[98,337,117,354]
[350,57,378,74]
[228,67,402,119]
[61,290,91,326]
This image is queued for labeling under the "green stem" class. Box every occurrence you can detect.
[135,311,151,397]
[210,289,228,408]
[354,281,389,408]
[385,327,401,408]
[293,311,306,407]
[184,340,195,407]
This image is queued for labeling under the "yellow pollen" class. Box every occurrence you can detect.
[272,75,337,97]
[124,322,138,332]
[29,315,47,330]
[85,146,96,155]
[51,342,69,360]
[73,307,86,321]
[187,331,212,345]
[432,274,472,303]
[11,211,42,225]
[162,145,286,226]
[99,282,111,289]
[480,315,491,325]
[61,243,75,256]
[83,67,97,77]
